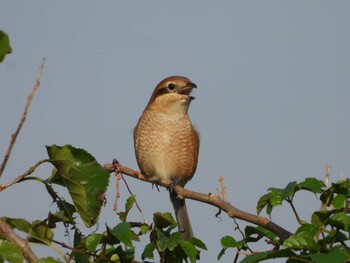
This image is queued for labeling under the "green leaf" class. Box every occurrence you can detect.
[312,211,333,228]
[142,242,156,260]
[0,240,23,263]
[180,240,198,263]
[240,249,297,263]
[119,195,136,222]
[245,226,278,242]
[298,178,325,193]
[0,218,31,233]
[125,195,135,213]
[310,245,348,263]
[167,232,181,251]
[153,212,177,229]
[282,181,297,200]
[140,224,149,235]
[156,229,168,252]
[283,234,320,252]
[221,236,246,250]
[190,237,207,250]
[295,224,318,237]
[0,31,12,62]
[38,257,64,263]
[257,193,270,215]
[46,145,110,228]
[29,221,54,243]
[72,230,88,263]
[268,188,283,206]
[111,222,133,247]
[47,168,66,186]
[221,235,236,248]
[331,194,346,209]
[86,233,102,253]
[329,213,350,231]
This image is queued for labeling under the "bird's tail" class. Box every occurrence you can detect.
[169,191,193,240]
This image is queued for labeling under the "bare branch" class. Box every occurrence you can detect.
[103,162,292,242]
[0,219,38,262]
[0,159,49,192]
[0,58,46,178]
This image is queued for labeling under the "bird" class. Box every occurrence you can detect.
[134,76,199,240]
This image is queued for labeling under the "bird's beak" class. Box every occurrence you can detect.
[176,82,197,100]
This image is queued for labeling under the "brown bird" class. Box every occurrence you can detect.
[134,76,199,240]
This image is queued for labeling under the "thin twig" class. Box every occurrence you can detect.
[112,160,146,222]
[120,174,144,215]
[113,171,121,211]
[325,163,331,189]
[287,199,304,225]
[103,162,293,242]
[0,159,49,192]
[0,58,46,179]
[0,219,38,262]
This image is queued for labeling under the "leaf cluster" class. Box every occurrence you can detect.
[219,178,350,262]
[0,145,206,263]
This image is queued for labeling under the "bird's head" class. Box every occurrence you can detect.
[146,76,197,115]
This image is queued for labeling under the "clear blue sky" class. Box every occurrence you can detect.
[1,2,349,262]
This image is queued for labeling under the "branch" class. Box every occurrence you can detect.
[0,219,38,262]
[0,159,49,192]
[104,161,292,242]
[0,58,46,179]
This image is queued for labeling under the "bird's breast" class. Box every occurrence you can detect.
[134,110,199,185]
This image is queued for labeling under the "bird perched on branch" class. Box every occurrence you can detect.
[134,76,199,240]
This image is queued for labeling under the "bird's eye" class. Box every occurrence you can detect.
[168,83,176,90]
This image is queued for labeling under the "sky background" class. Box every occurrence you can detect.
[1,1,350,262]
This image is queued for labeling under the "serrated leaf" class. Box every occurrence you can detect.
[298,178,325,193]
[295,224,318,237]
[331,194,346,209]
[0,31,12,62]
[283,234,320,252]
[257,193,270,215]
[86,234,102,252]
[153,212,176,229]
[46,145,110,228]
[142,242,156,260]
[0,240,23,263]
[111,222,133,247]
[180,240,198,263]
